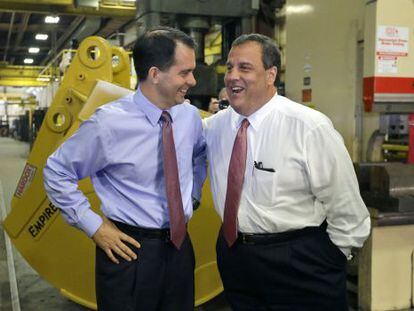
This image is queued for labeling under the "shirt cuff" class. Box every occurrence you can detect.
[339,247,353,260]
[76,209,103,238]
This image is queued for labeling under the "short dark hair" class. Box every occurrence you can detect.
[232,33,281,86]
[133,26,196,81]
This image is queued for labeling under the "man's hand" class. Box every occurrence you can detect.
[192,197,200,211]
[92,217,141,264]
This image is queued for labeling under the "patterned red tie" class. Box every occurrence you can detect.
[223,118,250,246]
[160,111,186,249]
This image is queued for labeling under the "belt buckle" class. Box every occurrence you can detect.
[241,233,255,245]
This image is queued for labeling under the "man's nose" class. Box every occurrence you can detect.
[187,73,196,87]
[225,70,239,82]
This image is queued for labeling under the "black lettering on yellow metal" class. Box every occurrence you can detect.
[26,201,61,239]
[28,225,37,238]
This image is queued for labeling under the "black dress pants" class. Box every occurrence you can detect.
[95,220,195,311]
[216,226,348,311]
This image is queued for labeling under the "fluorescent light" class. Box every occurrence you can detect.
[24,58,34,64]
[45,16,60,24]
[35,33,48,40]
[286,5,314,15]
[28,47,40,54]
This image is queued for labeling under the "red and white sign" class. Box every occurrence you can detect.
[14,164,37,198]
[376,25,409,56]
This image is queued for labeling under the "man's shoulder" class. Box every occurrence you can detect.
[275,96,332,129]
[203,107,232,130]
[92,94,135,122]
[176,101,201,117]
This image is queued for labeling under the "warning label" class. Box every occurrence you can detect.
[14,163,37,198]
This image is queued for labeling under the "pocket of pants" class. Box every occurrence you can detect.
[323,234,347,264]
[95,246,137,310]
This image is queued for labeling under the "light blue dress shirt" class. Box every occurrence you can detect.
[43,87,207,237]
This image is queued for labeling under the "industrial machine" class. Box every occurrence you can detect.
[363,0,414,164]
[3,36,223,309]
[357,1,414,309]
[135,0,260,109]
[0,120,9,137]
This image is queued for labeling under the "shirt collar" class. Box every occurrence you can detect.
[230,92,278,131]
[133,86,179,126]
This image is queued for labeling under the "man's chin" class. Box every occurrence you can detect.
[230,101,250,116]
[175,96,186,104]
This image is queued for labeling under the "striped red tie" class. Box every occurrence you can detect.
[160,111,186,249]
[223,118,250,246]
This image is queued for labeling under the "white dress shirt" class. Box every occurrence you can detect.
[203,93,370,256]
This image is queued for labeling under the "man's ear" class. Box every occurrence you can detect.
[148,66,160,84]
[267,66,277,86]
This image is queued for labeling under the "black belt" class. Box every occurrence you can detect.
[111,219,171,242]
[237,222,327,245]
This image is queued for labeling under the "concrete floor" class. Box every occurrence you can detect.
[0,137,230,311]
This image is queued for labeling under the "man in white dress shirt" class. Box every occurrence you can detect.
[203,33,370,310]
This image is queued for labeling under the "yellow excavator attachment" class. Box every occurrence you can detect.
[3,36,223,309]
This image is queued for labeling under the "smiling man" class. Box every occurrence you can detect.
[203,33,370,310]
[43,27,206,311]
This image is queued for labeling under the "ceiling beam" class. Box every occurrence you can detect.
[0,3,135,18]
[0,47,50,52]
[10,12,31,64]
[0,0,72,5]
[0,65,48,87]
[3,11,15,62]
[0,23,71,32]
[13,13,31,51]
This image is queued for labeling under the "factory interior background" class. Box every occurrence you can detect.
[1,0,414,310]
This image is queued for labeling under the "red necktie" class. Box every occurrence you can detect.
[223,118,250,246]
[160,111,186,249]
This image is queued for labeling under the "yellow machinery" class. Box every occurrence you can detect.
[3,36,223,309]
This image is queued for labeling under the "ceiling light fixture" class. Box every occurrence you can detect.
[28,47,40,54]
[286,4,314,15]
[24,58,34,64]
[35,33,48,40]
[45,16,60,24]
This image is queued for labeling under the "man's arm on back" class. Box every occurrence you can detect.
[305,123,371,257]
[191,114,207,206]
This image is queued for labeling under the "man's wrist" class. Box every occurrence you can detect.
[339,246,353,261]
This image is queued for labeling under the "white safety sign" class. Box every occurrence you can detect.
[376,25,409,57]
